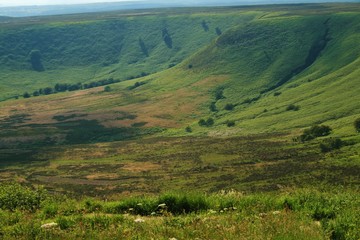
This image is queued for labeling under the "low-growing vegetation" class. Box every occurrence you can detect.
[0,183,358,239]
[22,78,120,98]
[319,138,343,153]
[286,104,300,111]
[299,125,332,142]
[0,3,360,239]
[198,118,215,127]
[224,103,235,111]
[354,118,360,133]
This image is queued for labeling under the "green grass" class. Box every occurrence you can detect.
[0,183,358,239]
[0,8,259,100]
[0,4,360,238]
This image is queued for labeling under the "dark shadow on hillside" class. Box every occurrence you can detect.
[262,18,331,93]
[162,28,173,49]
[0,118,163,166]
[0,114,31,128]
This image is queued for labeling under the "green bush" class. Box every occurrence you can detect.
[320,138,343,153]
[41,201,58,219]
[226,120,235,127]
[57,216,76,230]
[206,118,214,126]
[22,92,30,98]
[158,194,209,215]
[108,198,157,215]
[354,118,360,133]
[286,104,300,111]
[214,87,225,100]
[198,119,207,126]
[198,118,214,127]
[224,103,234,111]
[104,86,111,92]
[209,102,217,112]
[185,126,192,133]
[84,198,103,213]
[0,183,47,212]
[299,125,332,142]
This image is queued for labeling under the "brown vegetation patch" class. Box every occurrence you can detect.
[86,173,120,180]
[122,162,160,172]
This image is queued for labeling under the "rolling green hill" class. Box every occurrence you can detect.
[0,4,359,239]
[0,3,359,150]
[0,9,257,100]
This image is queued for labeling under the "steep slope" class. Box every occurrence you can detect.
[190,10,360,135]
[0,9,257,100]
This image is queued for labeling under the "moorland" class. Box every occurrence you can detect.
[0,3,359,239]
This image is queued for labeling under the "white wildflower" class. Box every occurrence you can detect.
[41,222,58,229]
[134,218,145,223]
[158,203,167,208]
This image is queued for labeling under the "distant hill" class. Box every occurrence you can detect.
[0,16,11,21]
[0,0,359,17]
[0,8,257,100]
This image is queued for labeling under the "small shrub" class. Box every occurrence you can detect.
[198,118,214,127]
[43,87,53,95]
[185,126,192,133]
[274,92,282,96]
[214,87,225,100]
[104,86,111,92]
[209,102,217,112]
[128,81,146,90]
[299,125,332,142]
[33,91,40,97]
[56,216,75,230]
[224,104,234,111]
[320,138,343,153]
[286,104,300,111]
[206,118,214,126]
[242,95,261,104]
[188,64,193,69]
[198,119,207,126]
[0,183,47,212]
[84,198,103,213]
[109,198,157,215]
[354,118,360,133]
[158,194,209,215]
[41,201,58,219]
[22,92,31,98]
[226,120,235,127]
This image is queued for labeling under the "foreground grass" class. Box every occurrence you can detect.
[0,183,359,239]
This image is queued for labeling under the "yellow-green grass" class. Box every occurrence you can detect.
[0,183,358,239]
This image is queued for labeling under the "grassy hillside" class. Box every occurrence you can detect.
[0,9,258,100]
[0,4,359,239]
[0,2,359,190]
